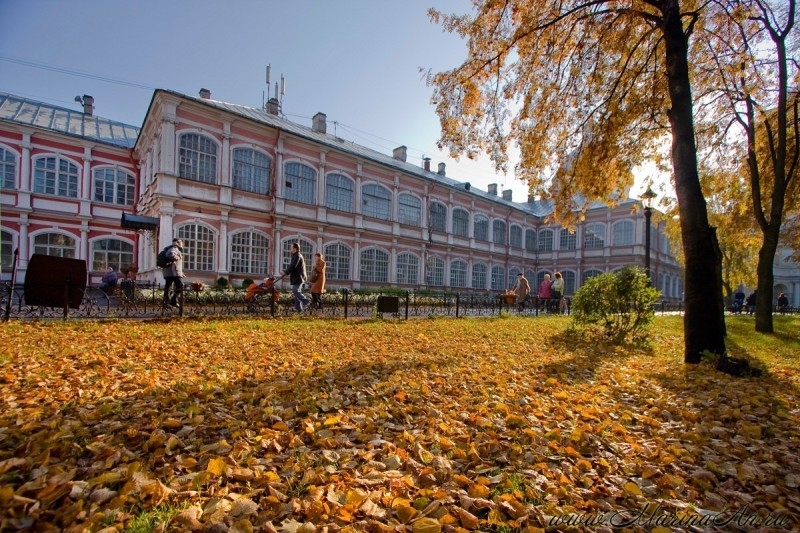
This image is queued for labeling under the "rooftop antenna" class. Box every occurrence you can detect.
[263,64,286,116]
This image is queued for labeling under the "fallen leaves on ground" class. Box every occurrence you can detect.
[1,316,799,532]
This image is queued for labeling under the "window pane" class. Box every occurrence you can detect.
[325,173,354,212]
[430,202,447,232]
[560,229,576,250]
[233,148,271,194]
[93,167,135,205]
[492,220,506,245]
[91,238,134,271]
[396,253,419,284]
[285,162,316,204]
[427,256,444,286]
[538,229,553,251]
[33,232,76,258]
[525,229,536,251]
[230,231,270,274]
[324,243,351,280]
[474,215,489,241]
[362,184,391,220]
[510,225,522,248]
[179,133,217,184]
[177,224,216,271]
[472,263,487,289]
[1,147,17,189]
[34,157,78,197]
[584,223,605,249]
[398,194,421,226]
[491,265,505,290]
[450,259,467,288]
[1,231,14,269]
[360,248,389,282]
[452,208,469,237]
[613,221,634,246]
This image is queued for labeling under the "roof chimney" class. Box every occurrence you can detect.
[488,183,498,196]
[393,146,407,162]
[199,88,211,99]
[312,112,327,134]
[502,189,513,201]
[81,95,94,116]
[265,97,280,115]
[423,157,431,172]
[437,162,446,176]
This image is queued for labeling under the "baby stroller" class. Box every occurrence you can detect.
[245,275,282,312]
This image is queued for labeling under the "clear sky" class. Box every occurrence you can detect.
[0,0,534,202]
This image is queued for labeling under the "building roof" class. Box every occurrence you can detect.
[0,92,140,149]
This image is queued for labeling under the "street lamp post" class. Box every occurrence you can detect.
[642,186,657,283]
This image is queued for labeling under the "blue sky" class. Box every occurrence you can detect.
[0,0,533,201]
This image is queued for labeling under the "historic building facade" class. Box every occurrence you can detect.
[2,89,688,300]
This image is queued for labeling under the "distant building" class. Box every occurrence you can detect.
[1,89,689,299]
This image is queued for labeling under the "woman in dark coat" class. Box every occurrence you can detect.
[309,253,327,310]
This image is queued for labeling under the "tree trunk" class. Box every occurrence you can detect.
[755,225,780,332]
[661,1,727,362]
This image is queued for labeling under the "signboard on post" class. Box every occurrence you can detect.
[24,254,87,309]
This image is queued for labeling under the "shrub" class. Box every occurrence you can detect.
[571,266,661,341]
[242,278,254,289]
[216,277,229,289]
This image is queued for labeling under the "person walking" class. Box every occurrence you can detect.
[538,273,553,313]
[513,272,530,312]
[309,252,327,310]
[161,238,185,308]
[282,242,310,312]
[551,271,565,313]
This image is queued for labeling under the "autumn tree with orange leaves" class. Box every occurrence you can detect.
[427,0,728,365]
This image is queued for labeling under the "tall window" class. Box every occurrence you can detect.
[474,215,489,241]
[562,271,576,295]
[179,133,217,184]
[230,231,270,274]
[324,243,351,280]
[362,183,391,220]
[430,202,447,232]
[491,265,506,290]
[325,173,354,212]
[560,228,576,250]
[1,147,17,189]
[177,224,216,271]
[398,193,421,226]
[91,239,134,271]
[508,267,521,288]
[284,162,316,204]
[524,269,536,283]
[492,219,507,245]
[233,148,271,194]
[450,259,467,288]
[93,167,135,206]
[510,225,522,248]
[538,229,553,251]
[452,208,469,237]
[525,229,536,252]
[584,223,605,248]
[472,263,487,289]
[613,220,634,246]
[33,233,75,258]
[396,252,419,285]
[360,248,389,282]
[34,156,79,197]
[427,256,444,286]
[282,238,315,272]
[1,231,14,269]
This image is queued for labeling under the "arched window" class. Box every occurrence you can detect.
[524,269,535,283]
[450,259,467,288]
[179,133,217,184]
[2,230,15,269]
[230,231,270,274]
[584,223,606,249]
[1,146,18,189]
[362,183,391,220]
[474,215,489,241]
[491,265,506,290]
[93,167,135,205]
[538,229,553,251]
[398,193,421,226]
[510,225,523,248]
[33,232,75,258]
[560,228,576,250]
[508,267,521,288]
[613,220,634,246]
[360,248,389,283]
[452,208,469,237]
[282,237,315,272]
[177,224,216,271]
[91,238,134,271]
[472,263,487,289]
[284,162,316,204]
[233,148,271,194]
[34,156,79,197]
[427,256,444,286]
[430,202,447,232]
[582,269,604,285]
[492,219,507,245]
[397,252,419,285]
[525,229,536,251]
[324,243,351,281]
[325,173,354,212]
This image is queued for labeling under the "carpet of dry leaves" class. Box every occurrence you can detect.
[1,316,799,533]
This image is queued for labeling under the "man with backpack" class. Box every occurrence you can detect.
[160,238,185,308]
